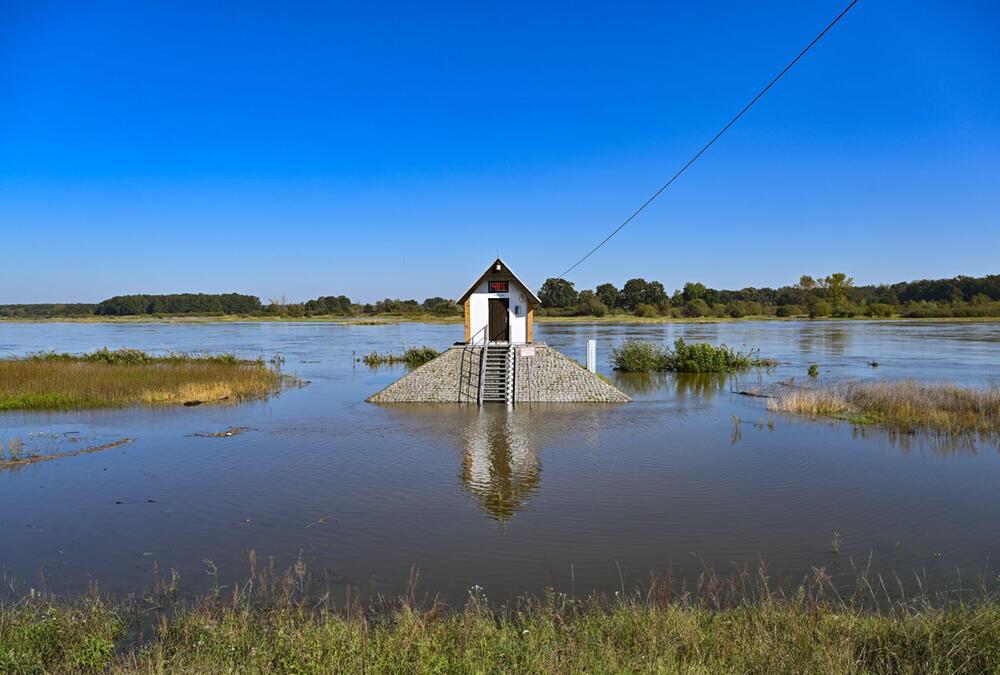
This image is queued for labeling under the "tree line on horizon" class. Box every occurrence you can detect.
[536,272,1000,319]
[1,273,999,319]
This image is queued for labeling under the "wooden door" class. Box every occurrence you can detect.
[488,298,509,342]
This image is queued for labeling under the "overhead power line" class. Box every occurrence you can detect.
[558,0,860,278]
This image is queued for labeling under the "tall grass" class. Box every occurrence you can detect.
[0,349,285,411]
[768,380,1000,435]
[611,338,776,373]
[3,557,1000,673]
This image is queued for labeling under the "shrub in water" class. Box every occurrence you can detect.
[666,338,755,373]
[403,347,439,366]
[609,340,669,372]
[612,339,769,373]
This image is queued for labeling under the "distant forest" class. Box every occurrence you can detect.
[2,273,999,319]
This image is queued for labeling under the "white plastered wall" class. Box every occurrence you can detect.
[468,278,530,344]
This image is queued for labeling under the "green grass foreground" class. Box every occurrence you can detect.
[0,348,286,411]
[4,586,1000,673]
[768,380,1000,436]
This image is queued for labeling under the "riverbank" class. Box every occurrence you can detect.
[0,349,286,411]
[4,582,998,673]
[3,313,1000,325]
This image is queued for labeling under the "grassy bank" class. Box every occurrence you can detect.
[768,380,1000,435]
[3,572,1000,673]
[0,349,287,411]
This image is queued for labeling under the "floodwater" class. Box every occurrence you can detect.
[1,320,999,602]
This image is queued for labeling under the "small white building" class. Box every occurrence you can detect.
[458,258,541,345]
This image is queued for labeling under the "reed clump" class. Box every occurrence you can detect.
[0,349,285,411]
[768,379,1000,435]
[4,557,1000,673]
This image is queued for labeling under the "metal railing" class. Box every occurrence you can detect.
[478,330,489,405]
[457,325,487,404]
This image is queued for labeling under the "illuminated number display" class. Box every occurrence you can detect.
[488,281,509,293]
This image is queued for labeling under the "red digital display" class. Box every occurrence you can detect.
[489,281,509,293]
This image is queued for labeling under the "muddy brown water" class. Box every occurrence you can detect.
[1,320,999,603]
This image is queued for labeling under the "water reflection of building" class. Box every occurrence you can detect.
[461,411,540,522]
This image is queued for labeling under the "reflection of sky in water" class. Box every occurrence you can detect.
[1,319,1000,603]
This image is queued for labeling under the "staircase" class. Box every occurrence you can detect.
[481,344,513,404]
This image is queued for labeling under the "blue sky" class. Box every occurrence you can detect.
[1,1,998,304]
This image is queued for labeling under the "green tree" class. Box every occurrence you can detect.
[538,278,578,308]
[621,278,667,310]
[595,283,621,309]
[821,273,854,305]
[682,282,707,302]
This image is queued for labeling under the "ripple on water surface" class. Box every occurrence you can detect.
[1,319,999,601]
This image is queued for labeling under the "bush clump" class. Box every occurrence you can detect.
[362,347,439,367]
[611,339,773,373]
[402,347,439,366]
[608,340,669,372]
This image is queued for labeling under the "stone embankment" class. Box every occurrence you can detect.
[367,343,629,404]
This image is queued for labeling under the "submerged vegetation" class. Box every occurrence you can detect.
[1,437,132,470]
[361,347,439,367]
[4,558,1000,673]
[0,349,286,411]
[768,380,1000,436]
[611,339,776,373]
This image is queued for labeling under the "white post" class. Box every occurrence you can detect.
[586,339,596,373]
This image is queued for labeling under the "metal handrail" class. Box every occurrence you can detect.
[478,324,489,405]
[458,325,488,404]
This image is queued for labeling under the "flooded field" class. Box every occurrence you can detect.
[2,320,999,603]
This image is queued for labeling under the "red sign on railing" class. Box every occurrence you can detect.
[488,281,509,293]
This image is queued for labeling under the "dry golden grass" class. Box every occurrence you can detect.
[768,379,1000,435]
[0,350,285,411]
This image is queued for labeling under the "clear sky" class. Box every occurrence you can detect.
[1,1,998,304]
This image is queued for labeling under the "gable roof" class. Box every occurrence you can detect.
[457,257,542,307]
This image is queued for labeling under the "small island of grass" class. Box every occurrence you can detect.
[0,348,288,411]
[768,380,1000,436]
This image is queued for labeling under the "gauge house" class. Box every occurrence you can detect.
[368,258,629,406]
[459,258,540,345]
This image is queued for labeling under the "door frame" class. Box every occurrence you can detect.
[488,298,509,342]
